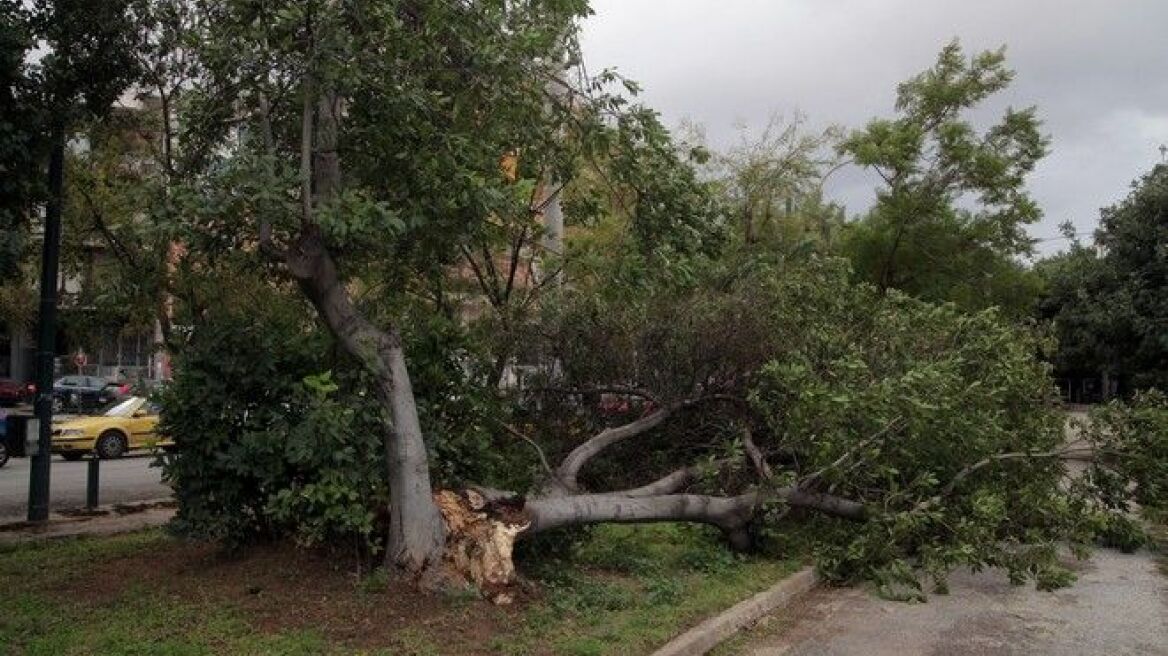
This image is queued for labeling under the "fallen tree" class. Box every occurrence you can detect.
[415,257,1168,602]
[154,0,1166,603]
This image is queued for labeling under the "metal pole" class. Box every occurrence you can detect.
[27,121,65,522]
[86,457,100,510]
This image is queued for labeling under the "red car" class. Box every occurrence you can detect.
[0,378,32,407]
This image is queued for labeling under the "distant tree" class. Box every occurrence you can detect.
[60,0,204,351]
[840,40,1047,318]
[699,113,844,252]
[1039,164,1168,394]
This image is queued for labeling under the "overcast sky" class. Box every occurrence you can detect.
[578,0,1168,255]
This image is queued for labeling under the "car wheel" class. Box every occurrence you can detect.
[95,431,127,459]
[52,396,64,413]
[0,441,8,468]
[60,450,85,462]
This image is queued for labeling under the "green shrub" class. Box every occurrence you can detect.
[161,297,521,551]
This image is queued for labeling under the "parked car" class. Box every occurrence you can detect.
[51,396,168,460]
[52,375,121,413]
[0,378,32,406]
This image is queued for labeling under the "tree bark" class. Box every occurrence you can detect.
[284,86,446,576]
[525,492,760,535]
[552,404,676,493]
[524,487,864,535]
[288,230,446,574]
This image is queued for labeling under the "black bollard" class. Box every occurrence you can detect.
[86,457,100,510]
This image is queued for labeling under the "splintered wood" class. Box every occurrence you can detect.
[433,489,530,605]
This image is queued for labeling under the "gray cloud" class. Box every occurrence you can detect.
[579,0,1168,253]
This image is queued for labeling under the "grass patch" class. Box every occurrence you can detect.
[502,524,802,656]
[0,531,331,656]
[0,525,802,655]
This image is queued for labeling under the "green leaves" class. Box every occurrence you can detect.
[1039,164,1168,393]
[315,189,406,249]
[840,39,1048,316]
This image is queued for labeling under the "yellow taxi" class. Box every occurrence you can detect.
[52,396,170,460]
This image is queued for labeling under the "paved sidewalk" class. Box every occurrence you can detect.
[0,454,170,522]
[0,500,175,544]
[737,549,1167,655]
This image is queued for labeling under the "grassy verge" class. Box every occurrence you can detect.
[0,524,801,656]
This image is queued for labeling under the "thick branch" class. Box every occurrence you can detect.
[552,394,748,494]
[742,427,773,481]
[524,485,865,536]
[299,79,315,226]
[912,446,1101,513]
[284,79,443,572]
[525,492,760,534]
[620,463,704,497]
[554,404,676,493]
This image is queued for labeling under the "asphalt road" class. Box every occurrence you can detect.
[739,548,1168,655]
[0,454,171,522]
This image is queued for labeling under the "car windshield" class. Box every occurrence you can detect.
[104,397,145,417]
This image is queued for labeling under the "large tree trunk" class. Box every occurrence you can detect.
[525,492,759,535]
[284,88,446,577]
[524,487,864,536]
[444,401,871,599]
[438,483,866,596]
[287,229,446,575]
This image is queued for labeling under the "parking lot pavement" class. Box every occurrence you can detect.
[738,548,1167,656]
[0,454,171,522]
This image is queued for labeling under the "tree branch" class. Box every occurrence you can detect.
[459,244,502,307]
[299,78,315,227]
[78,186,138,269]
[913,445,1101,512]
[742,427,772,481]
[256,92,285,260]
[797,416,904,489]
[500,422,555,478]
[939,446,1097,498]
[617,458,734,497]
[534,385,661,407]
[554,404,677,493]
[524,485,865,536]
[502,223,527,303]
[553,394,747,493]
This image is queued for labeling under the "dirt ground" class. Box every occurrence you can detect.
[33,537,526,654]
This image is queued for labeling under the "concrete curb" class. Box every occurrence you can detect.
[652,567,820,656]
[0,498,175,544]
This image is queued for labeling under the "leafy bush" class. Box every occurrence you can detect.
[160,301,385,549]
[162,296,522,551]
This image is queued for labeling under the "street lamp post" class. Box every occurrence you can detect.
[27,121,65,522]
